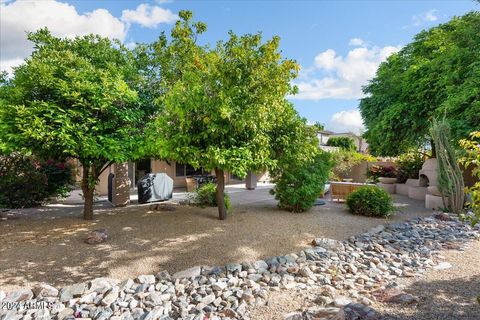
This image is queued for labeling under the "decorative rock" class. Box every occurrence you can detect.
[337,303,379,320]
[5,288,34,302]
[85,229,108,244]
[433,262,452,270]
[253,260,268,270]
[173,266,202,279]
[59,283,86,302]
[212,281,228,291]
[333,296,352,307]
[156,270,172,282]
[312,238,345,251]
[33,283,59,298]
[101,288,119,306]
[137,274,156,284]
[88,278,116,294]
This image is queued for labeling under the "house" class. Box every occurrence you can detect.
[317,130,368,153]
[79,159,268,196]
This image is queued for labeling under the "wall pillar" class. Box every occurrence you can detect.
[112,162,130,207]
[246,171,257,190]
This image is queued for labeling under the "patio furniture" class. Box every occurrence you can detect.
[330,181,373,202]
[186,175,217,192]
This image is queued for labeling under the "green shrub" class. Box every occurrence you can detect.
[326,136,356,151]
[193,182,231,211]
[396,153,423,183]
[0,153,73,208]
[346,186,394,217]
[271,152,333,212]
[460,132,480,226]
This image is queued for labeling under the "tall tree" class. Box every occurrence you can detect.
[147,12,299,219]
[360,12,480,156]
[0,29,148,219]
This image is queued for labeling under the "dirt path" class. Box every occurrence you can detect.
[0,189,433,292]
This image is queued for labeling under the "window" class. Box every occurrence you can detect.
[175,162,205,177]
[175,162,185,177]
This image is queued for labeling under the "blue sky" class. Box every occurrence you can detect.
[1,0,477,133]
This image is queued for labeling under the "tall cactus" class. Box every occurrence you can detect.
[430,119,465,214]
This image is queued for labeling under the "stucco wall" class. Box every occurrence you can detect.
[343,161,397,183]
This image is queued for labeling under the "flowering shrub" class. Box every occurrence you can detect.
[396,153,423,183]
[41,159,74,198]
[0,153,73,208]
[367,165,397,182]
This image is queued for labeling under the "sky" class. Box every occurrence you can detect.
[1,0,477,133]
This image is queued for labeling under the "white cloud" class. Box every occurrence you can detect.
[293,44,400,100]
[0,0,126,73]
[328,109,364,134]
[406,9,439,28]
[349,38,366,47]
[121,3,178,28]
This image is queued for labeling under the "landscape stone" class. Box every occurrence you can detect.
[173,266,202,279]
[85,229,108,244]
[32,284,59,298]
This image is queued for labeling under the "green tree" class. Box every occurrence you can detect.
[147,12,299,219]
[313,121,325,132]
[360,12,480,156]
[0,29,148,219]
[326,136,356,151]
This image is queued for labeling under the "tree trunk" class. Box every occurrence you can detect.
[81,164,96,220]
[215,167,227,220]
[431,139,436,158]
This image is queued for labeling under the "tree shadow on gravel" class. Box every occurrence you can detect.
[377,276,480,320]
[0,190,434,292]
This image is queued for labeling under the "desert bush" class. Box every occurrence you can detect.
[326,136,356,151]
[346,186,394,217]
[271,152,332,212]
[193,182,231,211]
[396,153,423,183]
[0,153,73,208]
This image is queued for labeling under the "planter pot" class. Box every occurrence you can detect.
[426,194,446,210]
[185,177,197,192]
[377,183,396,194]
[378,177,397,184]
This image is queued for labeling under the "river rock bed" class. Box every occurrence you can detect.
[1,213,478,320]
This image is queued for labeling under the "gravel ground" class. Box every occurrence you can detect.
[250,240,480,320]
[0,187,433,292]
[374,240,480,320]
